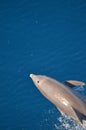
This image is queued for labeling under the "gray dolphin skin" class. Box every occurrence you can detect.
[30,74,86,129]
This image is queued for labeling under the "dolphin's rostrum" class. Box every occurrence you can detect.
[30,74,86,129]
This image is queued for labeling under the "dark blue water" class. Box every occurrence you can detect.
[0,0,86,130]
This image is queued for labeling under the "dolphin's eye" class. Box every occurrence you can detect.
[37,81,39,83]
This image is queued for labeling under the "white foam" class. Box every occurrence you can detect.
[57,115,85,130]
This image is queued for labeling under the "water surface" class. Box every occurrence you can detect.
[0,0,86,130]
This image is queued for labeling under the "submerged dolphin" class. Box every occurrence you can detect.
[30,74,86,128]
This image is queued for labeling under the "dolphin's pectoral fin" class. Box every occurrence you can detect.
[64,80,85,88]
[73,107,86,124]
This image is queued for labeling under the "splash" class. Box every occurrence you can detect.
[54,115,85,130]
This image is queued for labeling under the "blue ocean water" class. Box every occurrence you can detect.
[0,0,86,130]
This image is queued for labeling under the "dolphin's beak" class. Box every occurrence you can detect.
[29,74,33,78]
[29,74,37,81]
[29,73,39,87]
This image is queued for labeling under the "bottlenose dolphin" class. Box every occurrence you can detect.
[30,74,86,129]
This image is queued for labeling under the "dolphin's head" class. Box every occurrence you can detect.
[29,74,49,91]
[29,73,59,102]
[30,74,44,88]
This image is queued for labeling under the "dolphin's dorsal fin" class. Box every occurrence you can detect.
[64,80,85,88]
[73,107,86,124]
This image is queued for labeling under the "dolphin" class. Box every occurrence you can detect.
[30,74,86,129]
